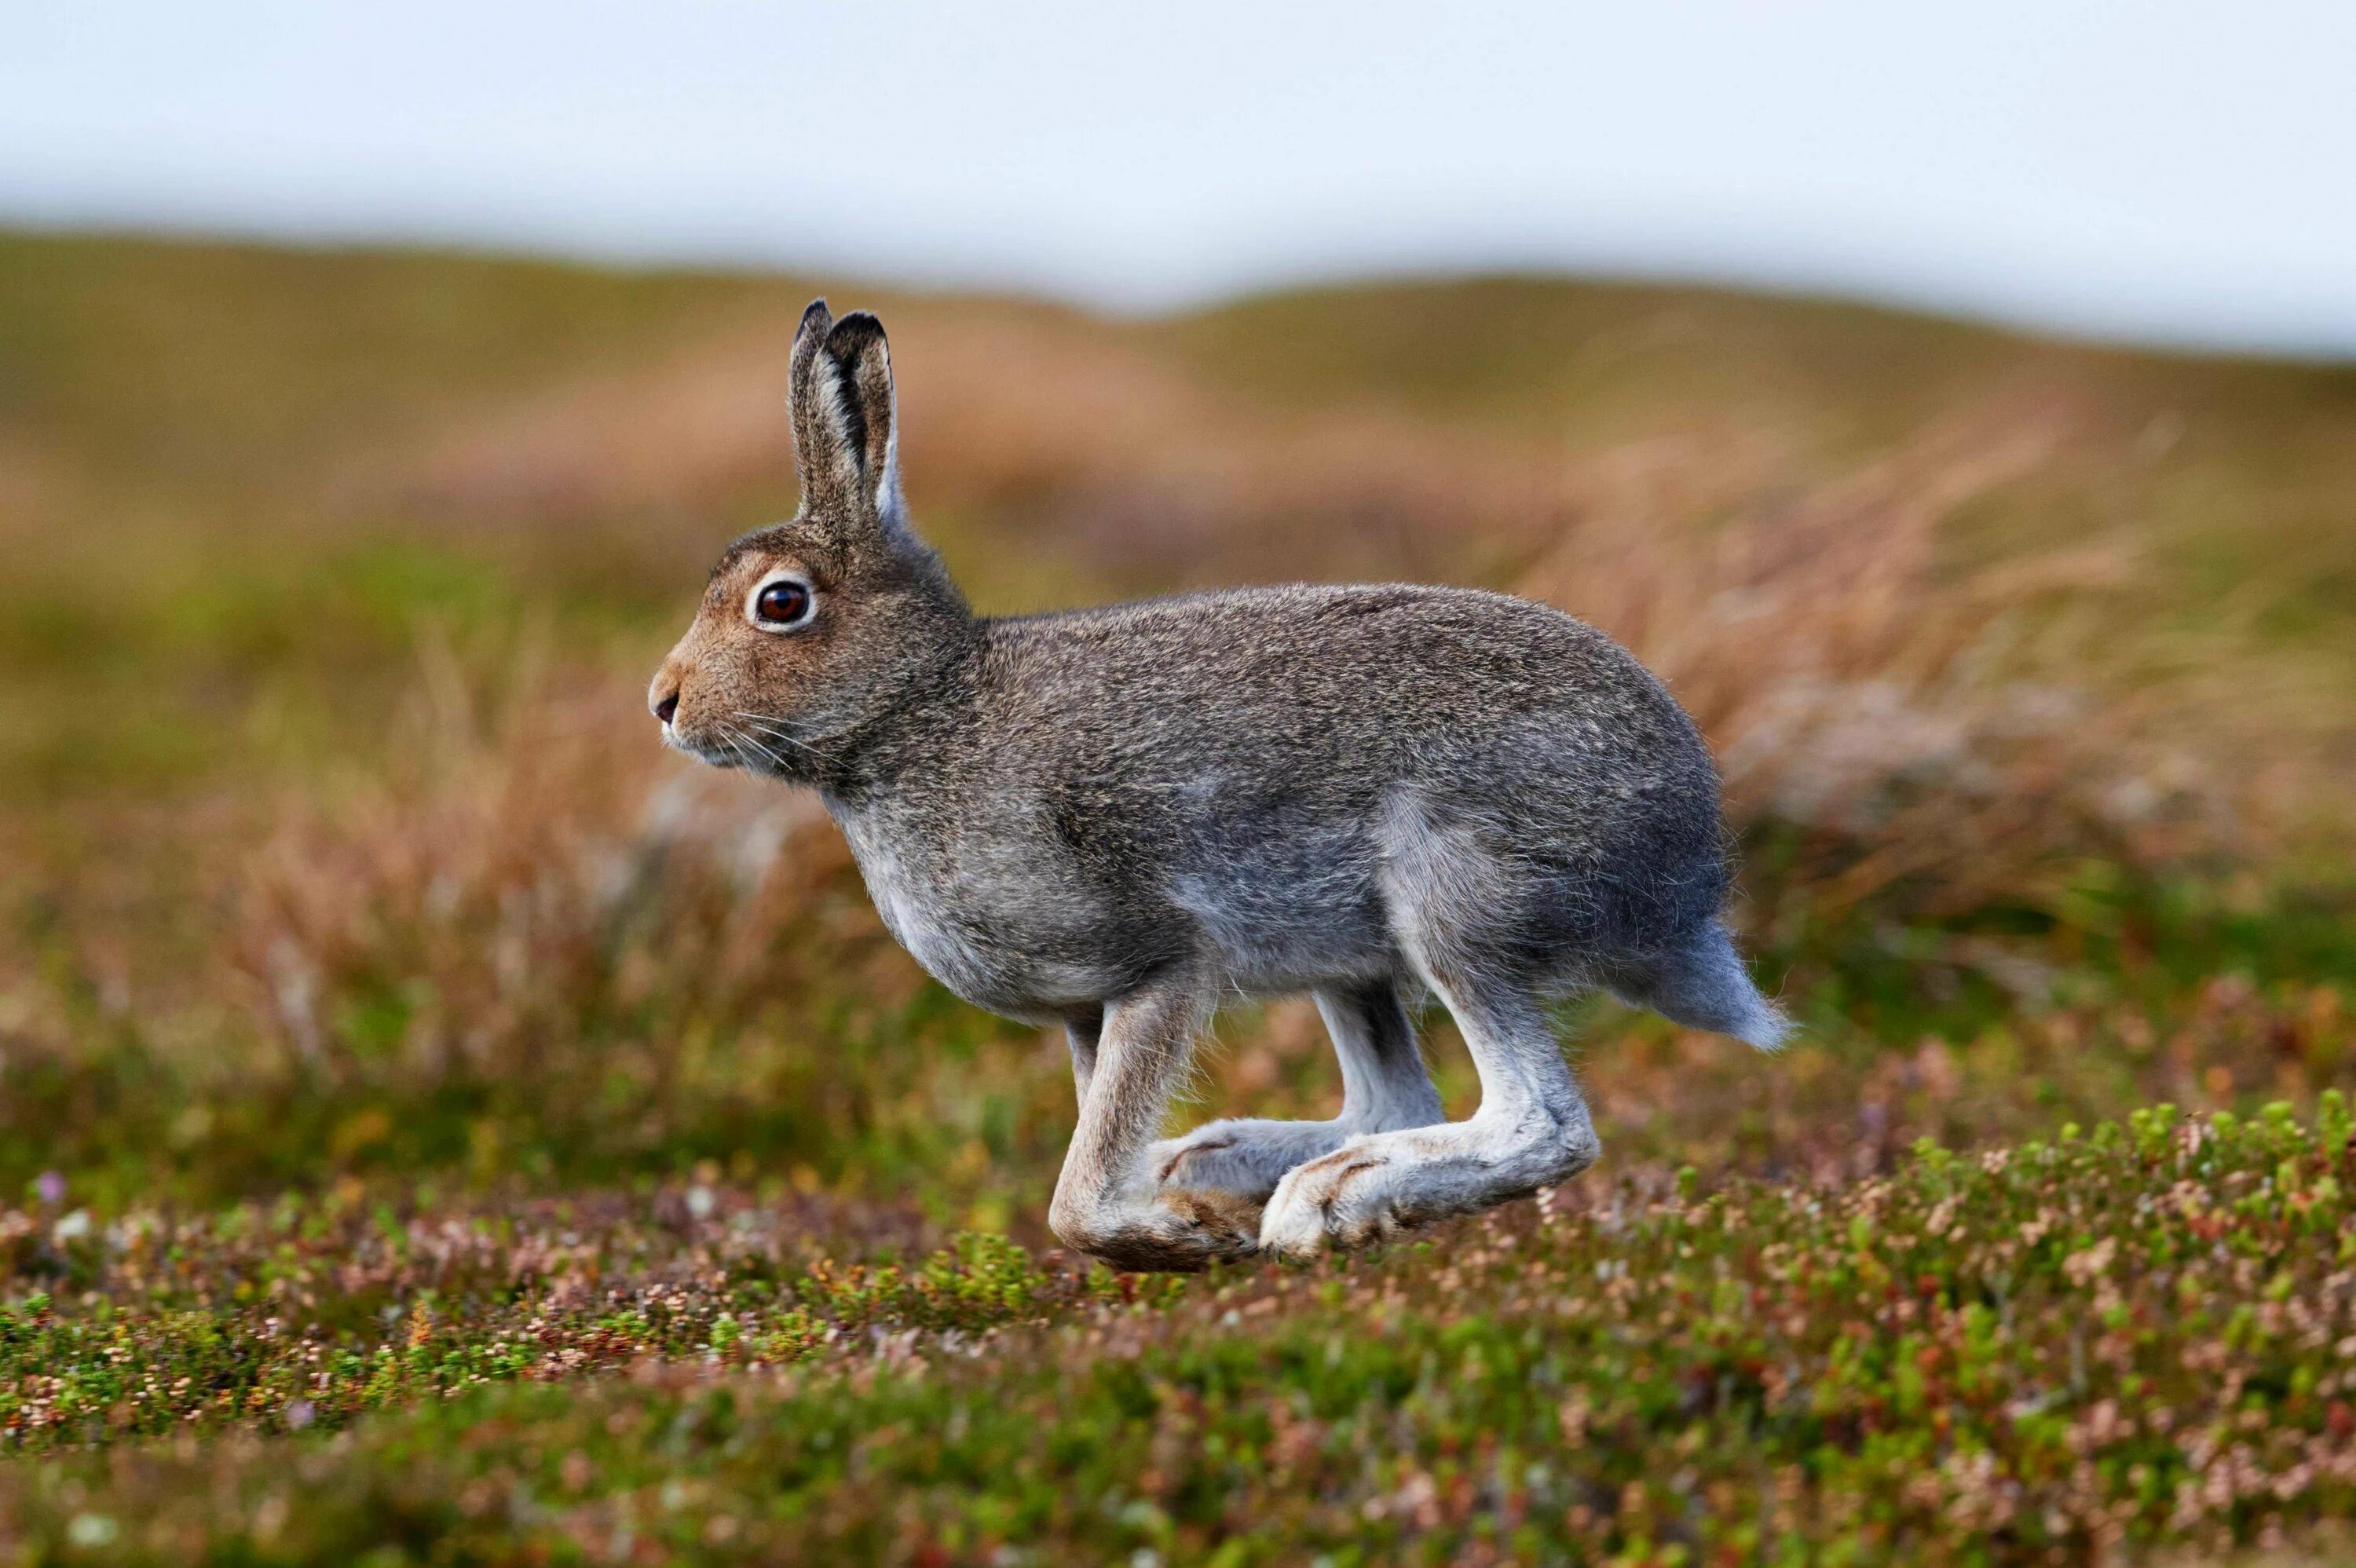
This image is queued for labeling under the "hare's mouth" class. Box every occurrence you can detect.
[678,717,808,777]
[659,720,742,770]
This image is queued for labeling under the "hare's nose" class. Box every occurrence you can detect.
[653,690,679,725]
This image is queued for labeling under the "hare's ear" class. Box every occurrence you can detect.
[786,298,905,537]
[825,312,902,523]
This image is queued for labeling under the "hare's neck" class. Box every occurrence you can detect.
[810,607,986,802]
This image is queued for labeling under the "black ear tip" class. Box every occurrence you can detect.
[827,310,888,356]
[797,298,833,335]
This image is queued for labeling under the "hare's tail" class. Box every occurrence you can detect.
[1608,921,1791,1050]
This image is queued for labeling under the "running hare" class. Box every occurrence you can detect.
[650,302,1784,1270]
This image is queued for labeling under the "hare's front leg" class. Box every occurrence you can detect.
[1048,978,1262,1271]
[1260,970,1598,1259]
[1150,980,1443,1203]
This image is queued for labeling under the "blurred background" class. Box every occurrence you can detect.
[12,1,2356,350]
[2,1,2354,1229]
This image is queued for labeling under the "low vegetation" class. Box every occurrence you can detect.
[2,231,2354,1560]
[4,1104,2355,1562]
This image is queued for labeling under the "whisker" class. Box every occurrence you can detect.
[732,709,857,753]
[729,711,825,760]
[726,720,796,765]
[729,711,810,741]
[735,722,807,755]
[719,721,796,776]
[715,725,759,774]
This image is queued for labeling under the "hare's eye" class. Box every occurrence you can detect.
[748,577,814,630]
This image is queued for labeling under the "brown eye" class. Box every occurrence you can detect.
[751,578,814,628]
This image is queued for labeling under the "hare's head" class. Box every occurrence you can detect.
[650,301,970,780]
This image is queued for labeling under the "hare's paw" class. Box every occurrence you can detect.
[1258,1116,1600,1259]
[1149,1118,1352,1203]
[1258,1136,1416,1258]
[1053,1190,1264,1273]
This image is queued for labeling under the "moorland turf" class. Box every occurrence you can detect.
[4,1105,2356,1560]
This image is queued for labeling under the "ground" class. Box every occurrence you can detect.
[2,232,2355,1562]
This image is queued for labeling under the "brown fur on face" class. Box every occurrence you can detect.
[649,524,914,772]
[650,530,818,769]
[648,302,973,785]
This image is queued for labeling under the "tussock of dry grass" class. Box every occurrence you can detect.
[1523,400,2226,923]
[291,369,2246,1001]
[390,300,2277,879]
[237,671,849,1087]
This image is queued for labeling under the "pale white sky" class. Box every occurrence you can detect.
[5,1,2354,353]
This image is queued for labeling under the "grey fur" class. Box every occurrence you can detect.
[651,301,1785,1270]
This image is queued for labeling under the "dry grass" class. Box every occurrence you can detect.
[297,343,2257,993]
[363,287,2304,919]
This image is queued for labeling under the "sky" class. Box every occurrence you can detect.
[5,1,2354,355]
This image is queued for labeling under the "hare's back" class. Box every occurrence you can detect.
[974,583,1726,976]
[984,583,1698,767]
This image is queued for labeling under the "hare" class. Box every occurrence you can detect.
[649,301,1784,1271]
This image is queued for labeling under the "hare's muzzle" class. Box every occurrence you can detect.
[649,660,682,729]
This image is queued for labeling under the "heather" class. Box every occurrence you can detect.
[4,1106,2354,1561]
[3,231,2355,1561]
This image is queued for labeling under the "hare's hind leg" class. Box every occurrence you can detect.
[1047,974,1262,1272]
[1150,978,1444,1203]
[1259,972,1594,1257]
[1260,812,1598,1258]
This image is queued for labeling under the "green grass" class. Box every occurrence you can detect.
[3,1104,2354,1562]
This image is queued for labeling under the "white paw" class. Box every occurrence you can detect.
[1257,1117,1600,1259]
[1258,1135,1417,1258]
